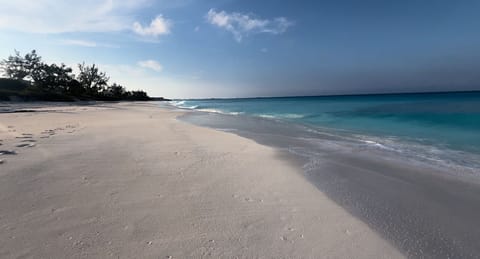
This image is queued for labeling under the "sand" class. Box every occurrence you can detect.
[0,102,403,258]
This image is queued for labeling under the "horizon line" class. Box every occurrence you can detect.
[167,89,480,101]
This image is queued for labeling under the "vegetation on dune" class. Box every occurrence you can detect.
[0,50,155,101]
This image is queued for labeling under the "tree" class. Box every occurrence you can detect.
[1,50,151,101]
[128,90,149,100]
[33,63,75,92]
[106,83,127,98]
[23,50,42,82]
[0,50,43,81]
[77,63,109,96]
[0,50,28,80]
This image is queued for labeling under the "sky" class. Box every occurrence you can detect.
[1,0,480,98]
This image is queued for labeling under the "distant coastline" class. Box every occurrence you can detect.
[0,78,170,102]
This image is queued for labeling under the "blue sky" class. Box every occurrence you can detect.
[1,0,480,98]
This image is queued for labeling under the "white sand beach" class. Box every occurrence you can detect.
[0,102,403,258]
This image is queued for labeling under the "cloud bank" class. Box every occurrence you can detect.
[0,0,151,33]
[206,9,293,42]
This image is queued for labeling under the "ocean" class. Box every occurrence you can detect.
[170,91,480,257]
[171,91,480,174]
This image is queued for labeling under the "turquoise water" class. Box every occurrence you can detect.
[171,92,480,170]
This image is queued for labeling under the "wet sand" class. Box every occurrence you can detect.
[182,110,480,258]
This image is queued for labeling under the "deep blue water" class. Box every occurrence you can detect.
[171,92,480,171]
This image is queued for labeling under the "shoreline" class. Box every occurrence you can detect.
[180,108,480,258]
[170,92,480,175]
[177,105,480,181]
[0,102,402,258]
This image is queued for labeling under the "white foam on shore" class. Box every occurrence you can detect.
[351,134,480,175]
[171,101,308,121]
[286,125,480,177]
[169,101,242,115]
[171,100,185,106]
[257,114,277,119]
[197,108,244,115]
[256,113,306,120]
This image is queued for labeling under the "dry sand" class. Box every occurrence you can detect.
[0,102,403,258]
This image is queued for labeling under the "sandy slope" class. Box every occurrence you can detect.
[0,102,403,258]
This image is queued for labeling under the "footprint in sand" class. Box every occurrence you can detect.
[232,193,265,204]
[280,235,297,244]
[0,150,17,155]
[66,125,77,133]
[16,133,33,139]
[16,143,36,148]
[41,129,56,137]
[279,226,305,243]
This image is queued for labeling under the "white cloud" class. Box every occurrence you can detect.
[0,0,151,33]
[133,15,172,37]
[138,60,163,72]
[206,9,293,42]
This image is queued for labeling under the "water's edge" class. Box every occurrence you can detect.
[173,105,480,259]
[170,93,480,174]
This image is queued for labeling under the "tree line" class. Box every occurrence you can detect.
[0,50,151,101]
